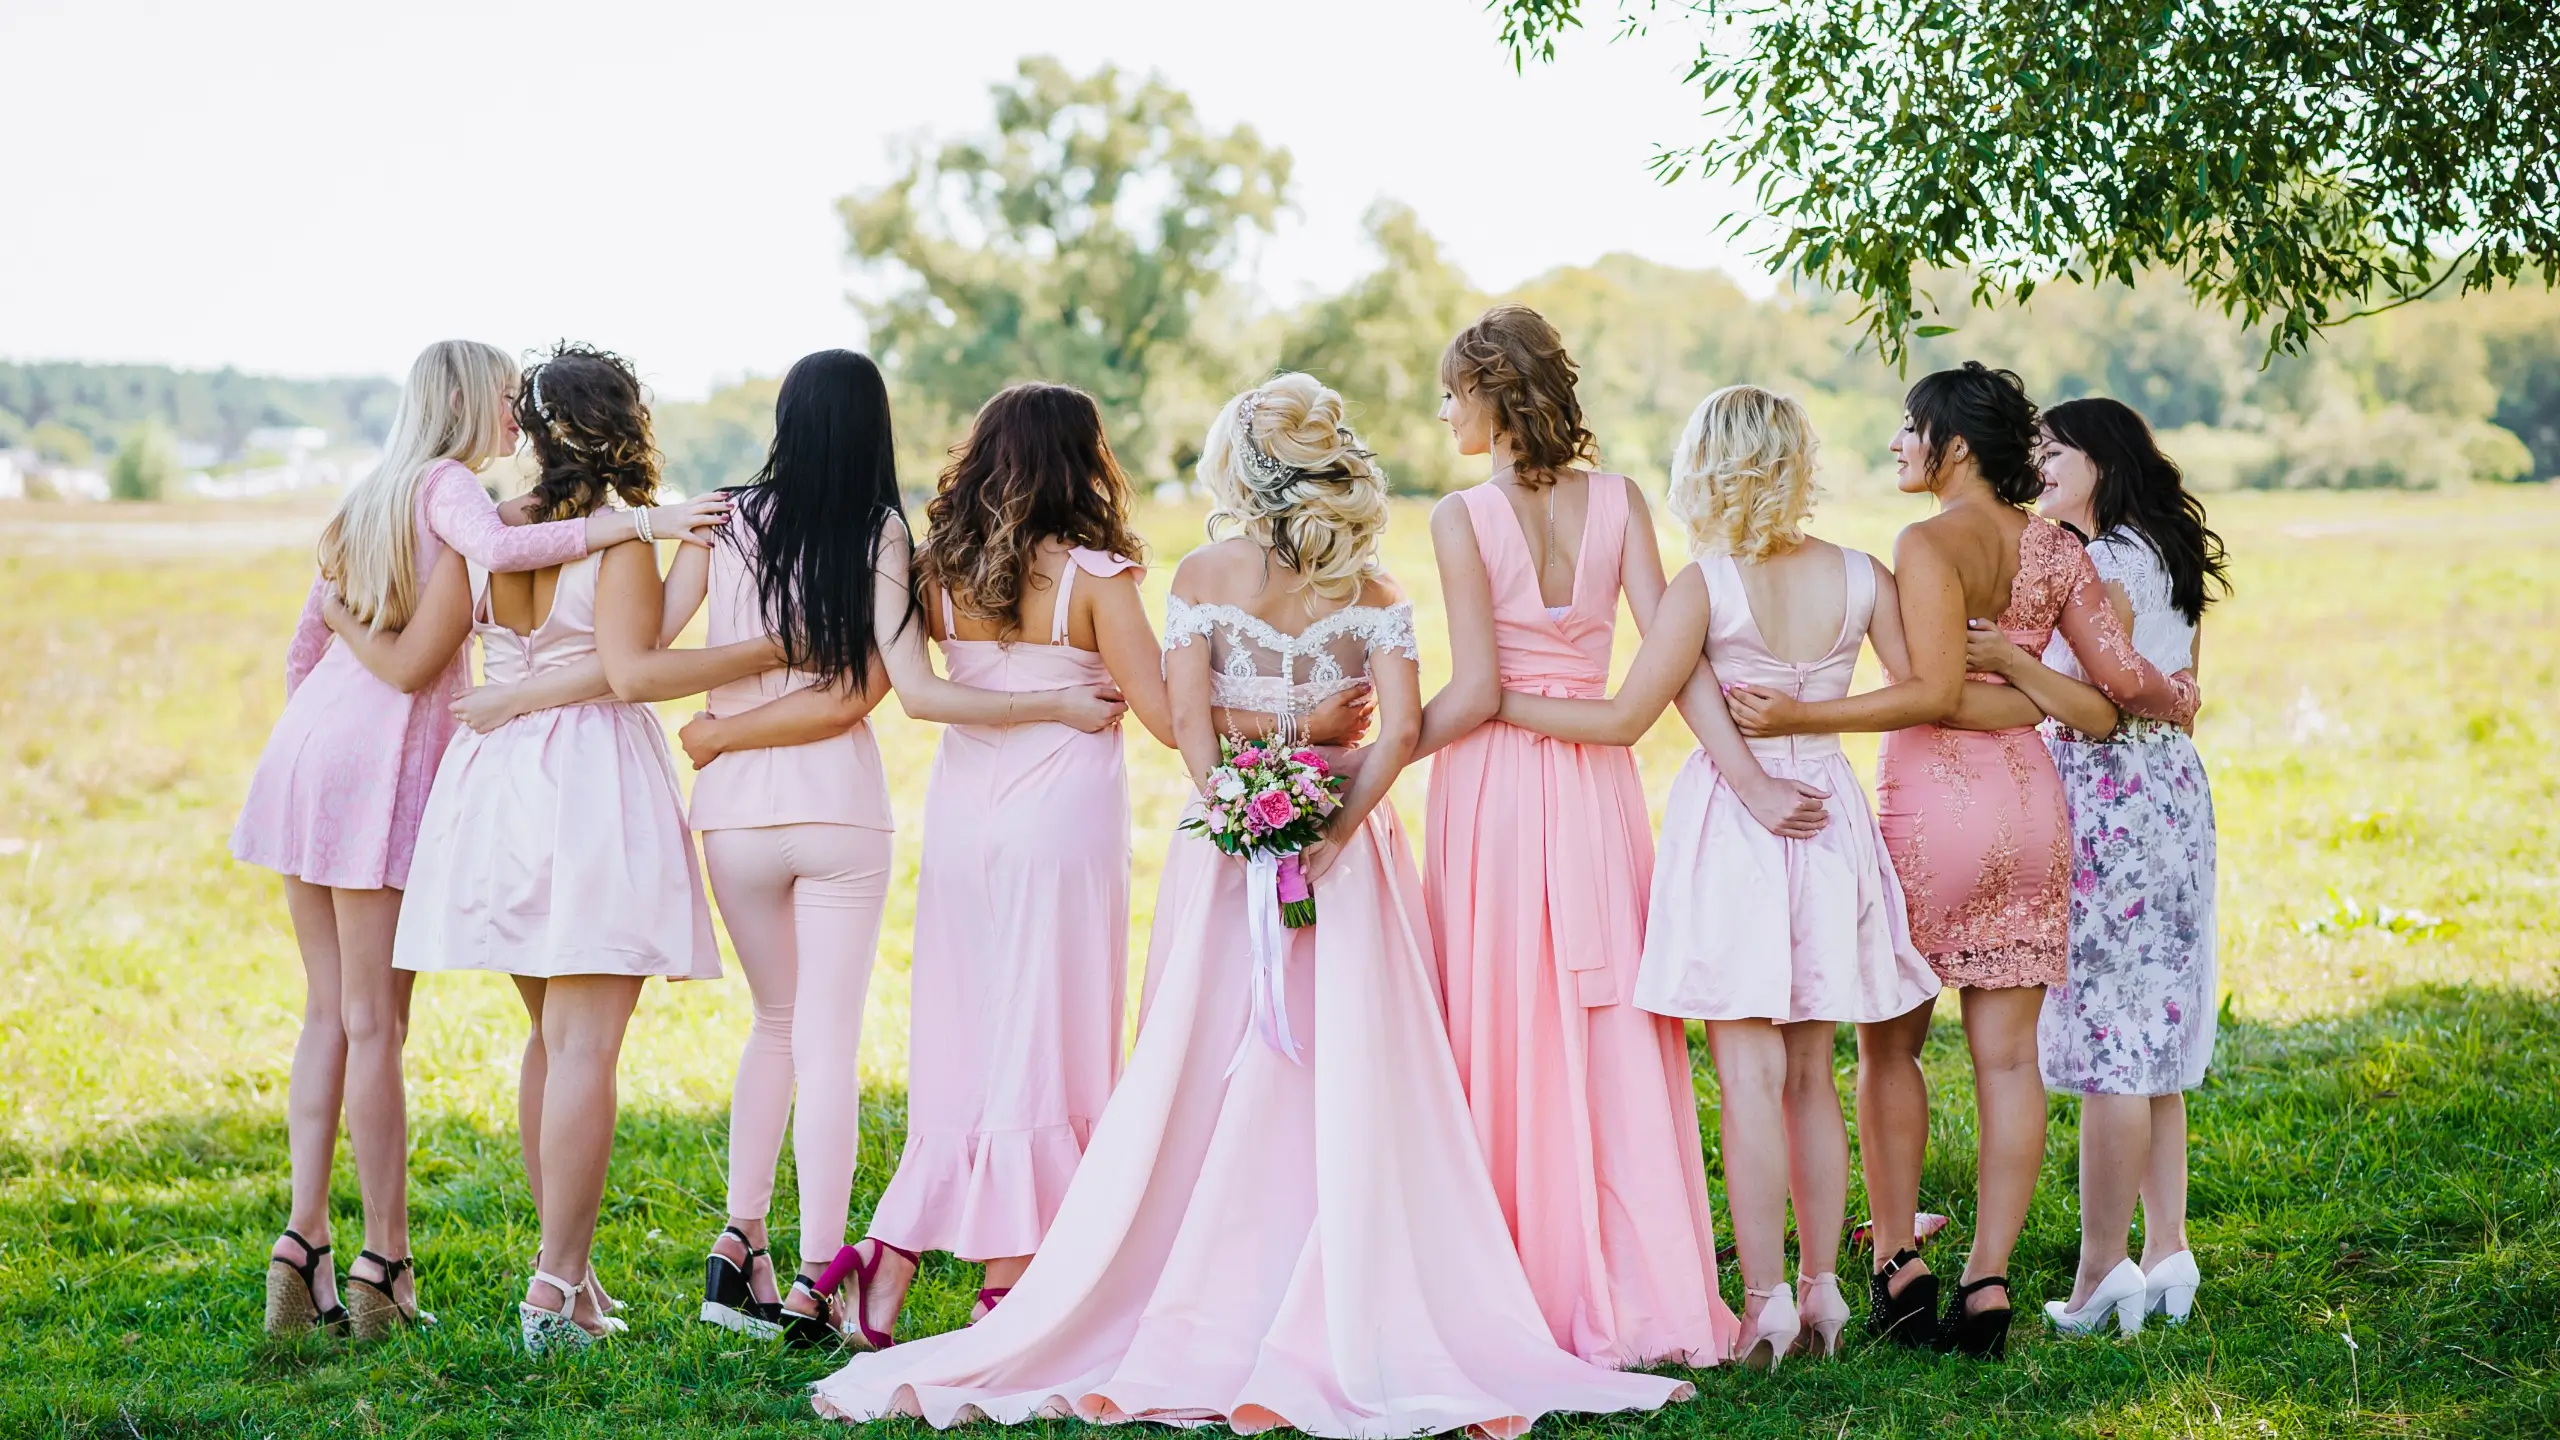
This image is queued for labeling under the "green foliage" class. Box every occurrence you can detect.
[843,56,1291,480]
[656,377,783,496]
[27,420,93,468]
[106,418,176,502]
[0,361,397,456]
[1492,1,2560,365]
[1278,203,1485,494]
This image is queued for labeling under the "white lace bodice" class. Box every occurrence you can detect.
[2042,530,2195,680]
[1163,596,1419,732]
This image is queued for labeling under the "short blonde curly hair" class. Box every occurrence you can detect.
[1668,385,1821,562]
[1198,372,1390,602]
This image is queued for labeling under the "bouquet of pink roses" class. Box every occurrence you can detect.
[1181,736,1343,927]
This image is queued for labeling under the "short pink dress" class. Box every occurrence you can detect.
[1636,548,1939,1023]
[1876,520,2199,989]
[867,550,1137,1261]
[391,551,719,979]
[1422,474,1735,1369]
[230,460,589,890]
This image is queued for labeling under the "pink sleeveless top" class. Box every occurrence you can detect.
[935,548,1135,699]
[1455,472,1630,699]
[689,529,893,833]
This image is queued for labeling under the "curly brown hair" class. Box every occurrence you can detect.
[1438,304,1596,488]
[513,342,660,521]
[916,383,1146,638]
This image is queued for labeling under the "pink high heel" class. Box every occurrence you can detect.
[813,1238,917,1351]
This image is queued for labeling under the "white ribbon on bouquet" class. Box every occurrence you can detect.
[1229,850,1304,1072]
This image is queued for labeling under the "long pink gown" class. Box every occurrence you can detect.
[1876,519,2199,989]
[867,550,1137,1261]
[230,460,589,890]
[811,596,1690,1438]
[1421,474,1735,1369]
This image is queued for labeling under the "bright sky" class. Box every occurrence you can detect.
[3,0,1767,399]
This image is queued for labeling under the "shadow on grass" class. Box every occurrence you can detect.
[2,984,2555,1438]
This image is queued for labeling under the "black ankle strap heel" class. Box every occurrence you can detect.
[1868,1246,1938,1347]
[700,1226,783,1339]
[1937,1275,2014,1359]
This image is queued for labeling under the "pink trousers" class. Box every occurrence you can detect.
[703,822,894,1265]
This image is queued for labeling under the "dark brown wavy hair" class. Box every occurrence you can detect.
[916,383,1145,639]
[2044,397,2230,623]
[1439,304,1596,487]
[513,342,659,520]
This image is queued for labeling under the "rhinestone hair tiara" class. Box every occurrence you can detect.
[1232,388,1369,494]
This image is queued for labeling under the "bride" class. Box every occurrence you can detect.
[811,373,1692,1436]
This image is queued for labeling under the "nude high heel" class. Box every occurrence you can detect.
[2043,1258,2147,1337]
[1737,1283,1801,1372]
[1791,1272,1849,1359]
[2145,1249,2201,1324]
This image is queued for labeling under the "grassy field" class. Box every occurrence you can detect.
[2,485,2557,1438]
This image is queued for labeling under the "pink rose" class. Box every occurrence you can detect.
[1290,748,1329,774]
[1247,790,1298,833]
[1232,747,1268,769]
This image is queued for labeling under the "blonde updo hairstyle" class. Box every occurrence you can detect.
[1198,371,1390,603]
[1668,384,1821,562]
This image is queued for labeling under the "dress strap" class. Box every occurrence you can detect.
[1050,557,1077,645]
[938,585,956,640]
[1577,473,1629,609]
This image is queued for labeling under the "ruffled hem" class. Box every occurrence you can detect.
[867,1121,1096,1260]
[1929,941,2064,990]
[814,1372,1692,1438]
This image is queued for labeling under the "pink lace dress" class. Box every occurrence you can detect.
[229,461,588,890]
[1874,520,2198,990]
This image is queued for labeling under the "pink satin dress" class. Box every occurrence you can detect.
[230,460,588,890]
[1636,548,1939,1022]
[1876,519,2199,989]
[1422,474,1736,1369]
[811,595,1692,1437]
[391,550,719,979]
[866,550,1138,1261]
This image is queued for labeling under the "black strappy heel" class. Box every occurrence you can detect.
[1869,1246,1939,1348]
[1936,1275,2015,1359]
[701,1225,784,1340]
[345,1250,436,1340]
[781,1272,841,1350]
[264,1229,349,1338]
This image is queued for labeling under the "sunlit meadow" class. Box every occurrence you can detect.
[1,485,2555,1437]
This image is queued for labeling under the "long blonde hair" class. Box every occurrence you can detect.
[1668,384,1821,562]
[1199,372,1389,602]
[318,340,518,629]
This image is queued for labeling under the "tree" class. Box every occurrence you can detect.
[109,418,176,501]
[1493,1,2560,363]
[1278,203,1484,494]
[843,56,1291,478]
[656,377,783,496]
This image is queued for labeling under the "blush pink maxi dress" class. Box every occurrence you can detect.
[391,550,718,980]
[1875,520,2199,989]
[811,596,1690,1438]
[866,550,1139,1262]
[1422,474,1736,1369]
[231,460,590,890]
[1635,548,1939,1022]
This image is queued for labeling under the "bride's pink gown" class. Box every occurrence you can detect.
[810,595,1690,1438]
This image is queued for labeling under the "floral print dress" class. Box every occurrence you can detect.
[2036,532,2218,1095]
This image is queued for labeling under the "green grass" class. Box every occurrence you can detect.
[2,487,2558,1437]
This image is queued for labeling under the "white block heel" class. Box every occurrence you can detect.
[2145,1250,2201,1324]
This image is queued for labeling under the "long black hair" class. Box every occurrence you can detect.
[1904,360,2043,505]
[726,349,911,683]
[2044,397,2231,624]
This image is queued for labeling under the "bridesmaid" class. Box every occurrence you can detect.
[333,344,774,1351]
[1414,305,1734,1368]
[1495,385,1941,1368]
[807,371,1690,1436]
[228,338,723,1337]
[1727,362,2197,1359]
[1959,398,2223,1334]
[656,356,1126,1344]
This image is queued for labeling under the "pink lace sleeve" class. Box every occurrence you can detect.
[283,572,331,696]
[2054,543,2199,725]
[421,462,588,572]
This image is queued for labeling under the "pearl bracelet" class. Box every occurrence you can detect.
[633,505,656,545]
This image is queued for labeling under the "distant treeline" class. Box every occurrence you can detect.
[0,363,400,462]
